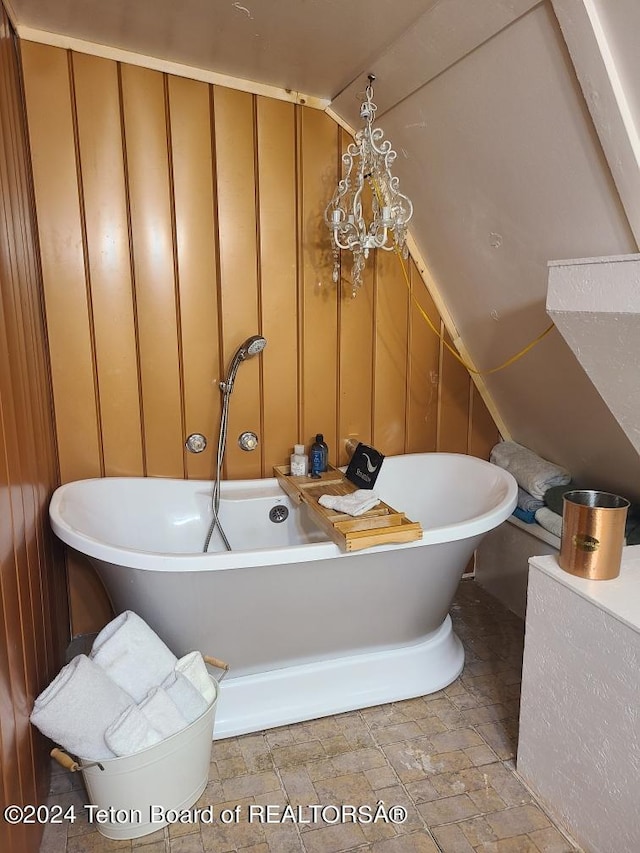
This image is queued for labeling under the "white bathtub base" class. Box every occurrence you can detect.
[212,616,463,739]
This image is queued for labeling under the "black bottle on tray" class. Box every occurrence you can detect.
[310,434,328,478]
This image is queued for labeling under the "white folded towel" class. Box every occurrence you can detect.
[30,655,131,760]
[318,489,381,517]
[162,671,210,723]
[104,704,163,757]
[490,441,571,500]
[90,611,177,702]
[176,651,217,704]
[138,687,187,738]
[534,507,563,539]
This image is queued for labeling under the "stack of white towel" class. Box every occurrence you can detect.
[30,611,216,761]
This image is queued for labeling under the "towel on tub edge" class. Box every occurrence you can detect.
[490,441,571,500]
[30,654,131,760]
[90,610,177,702]
[104,704,163,757]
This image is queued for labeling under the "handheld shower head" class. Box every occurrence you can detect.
[220,335,267,394]
[242,335,267,359]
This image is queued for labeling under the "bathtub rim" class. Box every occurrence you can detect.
[49,452,517,571]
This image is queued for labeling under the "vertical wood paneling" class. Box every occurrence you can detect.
[300,108,339,461]
[0,370,29,853]
[214,87,262,479]
[0,12,69,853]
[338,280,375,464]
[469,384,501,459]
[0,469,27,853]
[0,306,35,843]
[21,41,101,483]
[438,329,472,453]
[120,64,184,477]
[6,32,65,679]
[256,96,298,475]
[19,44,500,635]
[72,53,144,476]
[0,40,45,708]
[2,17,69,718]
[0,204,41,766]
[169,76,221,481]
[21,43,500,491]
[407,259,440,453]
[373,248,410,456]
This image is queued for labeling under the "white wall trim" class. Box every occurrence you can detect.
[17,26,329,109]
[550,0,640,248]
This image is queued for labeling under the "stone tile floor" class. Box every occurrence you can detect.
[40,579,582,853]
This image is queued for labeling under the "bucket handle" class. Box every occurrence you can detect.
[203,654,230,673]
[50,747,104,773]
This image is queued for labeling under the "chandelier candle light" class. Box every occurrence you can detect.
[325,75,414,296]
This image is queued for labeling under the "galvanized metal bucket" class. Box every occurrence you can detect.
[51,674,221,840]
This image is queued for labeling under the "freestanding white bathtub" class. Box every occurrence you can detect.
[49,453,516,738]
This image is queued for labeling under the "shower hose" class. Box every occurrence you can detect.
[202,388,232,553]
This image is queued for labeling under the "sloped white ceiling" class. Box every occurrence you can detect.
[9,0,640,499]
[8,0,437,99]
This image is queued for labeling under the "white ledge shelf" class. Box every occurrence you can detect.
[528,544,640,633]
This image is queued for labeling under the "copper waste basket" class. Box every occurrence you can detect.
[558,490,629,580]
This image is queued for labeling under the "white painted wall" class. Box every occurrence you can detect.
[475,517,559,618]
[518,551,640,852]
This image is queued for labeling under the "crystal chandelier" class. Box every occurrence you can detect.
[325,76,413,297]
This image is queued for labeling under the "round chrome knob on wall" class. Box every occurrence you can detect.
[185,433,207,453]
[238,431,259,451]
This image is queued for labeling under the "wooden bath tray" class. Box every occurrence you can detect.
[273,464,422,552]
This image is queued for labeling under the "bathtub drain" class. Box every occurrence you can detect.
[269,505,289,523]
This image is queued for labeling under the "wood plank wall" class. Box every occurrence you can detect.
[0,11,69,853]
[20,42,499,635]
